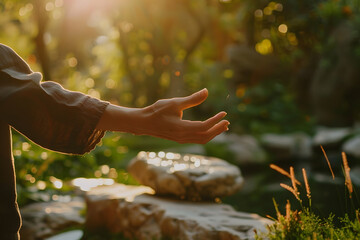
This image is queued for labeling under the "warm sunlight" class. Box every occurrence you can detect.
[3,0,360,239]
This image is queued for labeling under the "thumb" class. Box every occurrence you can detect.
[176,88,208,110]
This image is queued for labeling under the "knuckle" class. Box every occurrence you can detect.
[170,99,181,108]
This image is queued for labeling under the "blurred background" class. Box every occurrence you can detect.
[2,0,360,236]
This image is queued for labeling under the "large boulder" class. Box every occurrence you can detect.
[20,197,85,240]
[85,184,272,240]
[128,152,243,201]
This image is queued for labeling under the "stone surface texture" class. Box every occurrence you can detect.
[20,197,85,240]
[128,151,244,200]
[85,184,272,240]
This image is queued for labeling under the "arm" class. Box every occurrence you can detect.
[96,88,229,144]
[0,44,108,155]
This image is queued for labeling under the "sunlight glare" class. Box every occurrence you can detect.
[85,78,95,88]
[254,9,263,19]
[36,180,46,190]
[72,178,115,191]
[53,180,63,189]
[278,24,288,34]
[255,39,273,55]
[45,2,55,12]
[158,151,165,158]
[165,152,175,159]
[41,152,48,160]
[101,165,110,175]
[19,3,33,16]
[50,176,63,189]
[22,142,30,151]
[173,163,188,171]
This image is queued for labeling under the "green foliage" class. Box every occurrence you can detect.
[228,81,314,135]
[256,209,360,240]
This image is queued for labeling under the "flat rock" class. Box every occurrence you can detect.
[313,126,352,147]
[213,133,267,164]
[261,132,312,159]
[20,197,85,240]
[128,152,244,200]
[343,135,360,158]
[45,230,83,240]
[85,184,272,240]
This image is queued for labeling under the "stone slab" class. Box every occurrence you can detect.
[85,184,272,240]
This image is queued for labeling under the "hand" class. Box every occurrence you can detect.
[97,88,229,144]
[141,88,229,144]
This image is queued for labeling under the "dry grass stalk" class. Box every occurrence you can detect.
[280,183,300,201]
[285,200,291,222]
[270,164,301,185]
[302,168,311,199]
[342,152,353,198]
[290,167,299,193]
[320,145,335,180]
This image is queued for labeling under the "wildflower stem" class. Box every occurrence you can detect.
[280,183,301,202]
[290,167,298,193]
[302,168,311,208]
[320,145,335,180]
[270,164,301,185]
[342,152,353,199]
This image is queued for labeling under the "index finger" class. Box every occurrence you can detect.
[174,88,208,110]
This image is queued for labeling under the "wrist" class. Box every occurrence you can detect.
[127,106,152,135]
[97,104,150,134]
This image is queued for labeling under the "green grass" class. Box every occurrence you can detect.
[255,150,360,240]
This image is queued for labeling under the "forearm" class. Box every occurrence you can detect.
[95,104,150,135]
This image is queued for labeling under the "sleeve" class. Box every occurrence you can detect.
[0,44,109,154]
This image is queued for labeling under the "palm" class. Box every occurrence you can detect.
[146,89,229,144]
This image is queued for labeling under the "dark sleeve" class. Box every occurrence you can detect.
[0,44,109,154]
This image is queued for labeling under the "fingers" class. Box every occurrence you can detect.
[181,111,227,132]
[176,120,230,144]
[202,121,229,143]
[175,88,208,110]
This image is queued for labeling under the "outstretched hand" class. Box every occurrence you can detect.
[143,88,229,144]
[97,88,229,144]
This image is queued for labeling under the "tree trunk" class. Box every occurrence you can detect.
[34,0,51,81]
